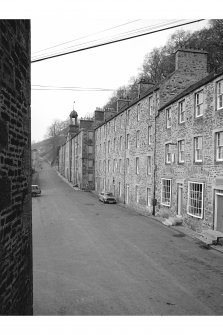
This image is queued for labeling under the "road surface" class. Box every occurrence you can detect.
[32,161,223,315]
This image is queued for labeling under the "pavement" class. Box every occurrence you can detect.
[56,168,223,255]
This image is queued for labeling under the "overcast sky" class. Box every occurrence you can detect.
[1,0,215,143]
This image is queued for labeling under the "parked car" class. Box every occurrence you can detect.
[99,192,117,204]
[31,185,41,197]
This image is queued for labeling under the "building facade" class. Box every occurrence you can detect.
[58,114,95,190]
[0,20,32,315]
[95,49,210,218]
[155,66,223,233]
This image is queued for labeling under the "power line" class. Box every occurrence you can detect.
[31,19,204,64]
[32,19,179,59]
[32,19,142,55]
[32,85,115,92]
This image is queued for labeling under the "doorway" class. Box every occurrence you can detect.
[215,193,223,233]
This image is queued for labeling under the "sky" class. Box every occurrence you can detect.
[0,0,215,143]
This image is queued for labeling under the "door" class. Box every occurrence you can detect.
[216,193,223,233]
[177,184,183,216]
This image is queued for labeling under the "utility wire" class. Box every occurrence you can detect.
[32,19,141,55]
[32,19,184,60]
[32,85,115,92]
[32,19,179,59]
[32,19,204,64]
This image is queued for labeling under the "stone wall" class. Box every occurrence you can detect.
[155,71,223,231]
[0,20,32,315]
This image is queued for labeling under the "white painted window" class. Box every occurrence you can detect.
[179,100,185,123]
[166,107,171,128]
[147,187,151,207]
[148,96,153,115]
[136,130,140,148]
[126,158,129,174]
[119,159,122,173]
[195,91,203,117]
[126,134,129,149]
[127,109,130,125]
[216,131,223,161]
[165,144,171,164]
[217,80,223,110]
[136,157,139,174]
[187,182,204,219]
[194,136,203,162]
[178,140,185,163]
[119,182,121,197]
[147,156,152,174]
[137,103,140,121]
[148,126,152,145]
[161,178,171,206]
[135,185,139,203]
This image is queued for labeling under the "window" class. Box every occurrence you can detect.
[103,142,106,153]
[161,179,171,206]
[108,160,110,172]
[148,126,152,145]
[88,159,93,168]
[126,158,129,174]
[88,131,93,140]
[147,187,151,207]
[195,91,203,117]
[147,156,152,174]
[187,182,204,218]
[135,185,139,203]
[217,80,223,110]
[114,138,116,151]
[179,100,185,123]
[148,96,153,115]
[216,131,223,161]
[166,107,171,128]
[165,144,171,164]
[136,130,140,147]
[126,134,129,149]
[108,140,110,153]
[119,182,121,197]
[136,157,139,174]
[178,140,185,163]
[194,137,203,162]
[137,103,140,121]
[88,173,93,182]
[88,145,93,154]
[127,109,130,125]
[120,136,122,150]
[119,159,122,173]
[103,160,105,172]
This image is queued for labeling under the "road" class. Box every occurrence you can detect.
[32,162,223,315]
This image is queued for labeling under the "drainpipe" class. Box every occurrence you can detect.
[152,96,159,216]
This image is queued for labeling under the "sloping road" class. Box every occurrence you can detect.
[32,162,223,315]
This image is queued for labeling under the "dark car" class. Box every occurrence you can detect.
[32,185,41,197]
[99,192,117,204]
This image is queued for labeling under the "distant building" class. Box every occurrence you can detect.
[58,111,95,190]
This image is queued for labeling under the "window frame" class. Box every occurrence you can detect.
[179,100,185,124]
[194,136,203,163]
[217,79,223,110]
[165,143,171,164]
[148,126,152,145]
[216,131,223,162]
[136,130,140,148]
[187,181,204,219]
[195,90,204,118]
[137,103,140,121]
[161,178,172,207]
[147,156,152,174]
[178,139,185,163]
[166,107,171,129]
[136,157,139,175]
[148,95,153,116]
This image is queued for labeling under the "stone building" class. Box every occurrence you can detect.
[95,49,209,217]
[0,20,32,315]
[58,111,95,190]
[155,65,223,233]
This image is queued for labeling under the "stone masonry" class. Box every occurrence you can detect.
[0,20,32,315]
